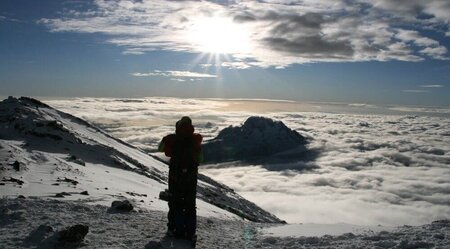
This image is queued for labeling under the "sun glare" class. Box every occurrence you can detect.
[186,16,252,55]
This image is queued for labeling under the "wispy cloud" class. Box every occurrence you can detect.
[221,61,252,69]
[130,70,217,78]
[402,84,446,93]
[419,84,445,88]
[38,0,450,67]
[0,14,23,23]
[402,89,430,93]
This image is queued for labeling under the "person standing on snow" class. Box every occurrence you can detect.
[158,116,203,244]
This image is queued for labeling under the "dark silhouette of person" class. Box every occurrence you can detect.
[158,116,203,244]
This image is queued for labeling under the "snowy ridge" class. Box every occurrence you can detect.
[0,96,282,223]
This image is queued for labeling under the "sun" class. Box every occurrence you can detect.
[186,16,252,55]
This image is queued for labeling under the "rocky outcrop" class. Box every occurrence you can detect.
[203,116,308,163]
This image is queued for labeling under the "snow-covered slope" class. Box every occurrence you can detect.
[0,96,282,223]
[1,198,449,249]
[202,116,309,163]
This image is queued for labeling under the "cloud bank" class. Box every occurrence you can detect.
[130,70,217,81]
[45,97,450,226]
[39,0,450,68]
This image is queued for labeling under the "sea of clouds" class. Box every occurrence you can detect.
[46,97,450,226]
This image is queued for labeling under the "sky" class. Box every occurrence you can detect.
[1,0,450,106]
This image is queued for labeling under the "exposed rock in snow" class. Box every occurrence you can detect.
[0,97,283,223]
[24,224,54,246]
[203,116,309,163]
[58,224,89,243]
[110,200,134,212]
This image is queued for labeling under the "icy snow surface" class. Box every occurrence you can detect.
[1,198,449,249]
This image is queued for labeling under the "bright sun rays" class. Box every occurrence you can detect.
[184,16,253,71]
[187,16,252,55]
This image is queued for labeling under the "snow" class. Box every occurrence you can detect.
[262,223,393,237]
[1,198,449,248]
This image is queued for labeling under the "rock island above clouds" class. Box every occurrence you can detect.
[202,116,312,164]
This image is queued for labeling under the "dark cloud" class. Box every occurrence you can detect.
[233,12,257,22]
[263,36,354,58]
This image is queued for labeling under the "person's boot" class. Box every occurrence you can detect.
[165,229,176,238]
[189,234,197,248]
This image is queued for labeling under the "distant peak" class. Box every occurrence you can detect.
[19,97,51,108]
[204,116,308,163]
[1,96,51,108]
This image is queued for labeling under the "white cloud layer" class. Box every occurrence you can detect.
[38,0,450,68]
[131,70,216,78]
[402,90,430,93]
[45,97,450,226]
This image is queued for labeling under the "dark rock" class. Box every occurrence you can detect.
[2,177,25,185]
[359,121,370,127]
[111,200,133,212]
[79,191,89,195]
[202,116,308,163]
[29,131,63,141]
[25,225,54,244]
[126,191,147,197]
[397,240,434,249]
[17,195,26,199]
[433,233,445,239]
[336,233,356,240]
[374,240,396,248]
[12,160,20,171]
[58,224,89,243]
[54,192,71,198]
[145,241,162,249]
[431,219,449,228]
[159,189,170,202]
[67,155,85,166]
[57,177,79,185]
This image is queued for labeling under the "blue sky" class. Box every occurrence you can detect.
[1,0,450,106]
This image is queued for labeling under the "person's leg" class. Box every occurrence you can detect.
[167,177,176,233]
[167,200,175,233]
[181,179,197,240]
